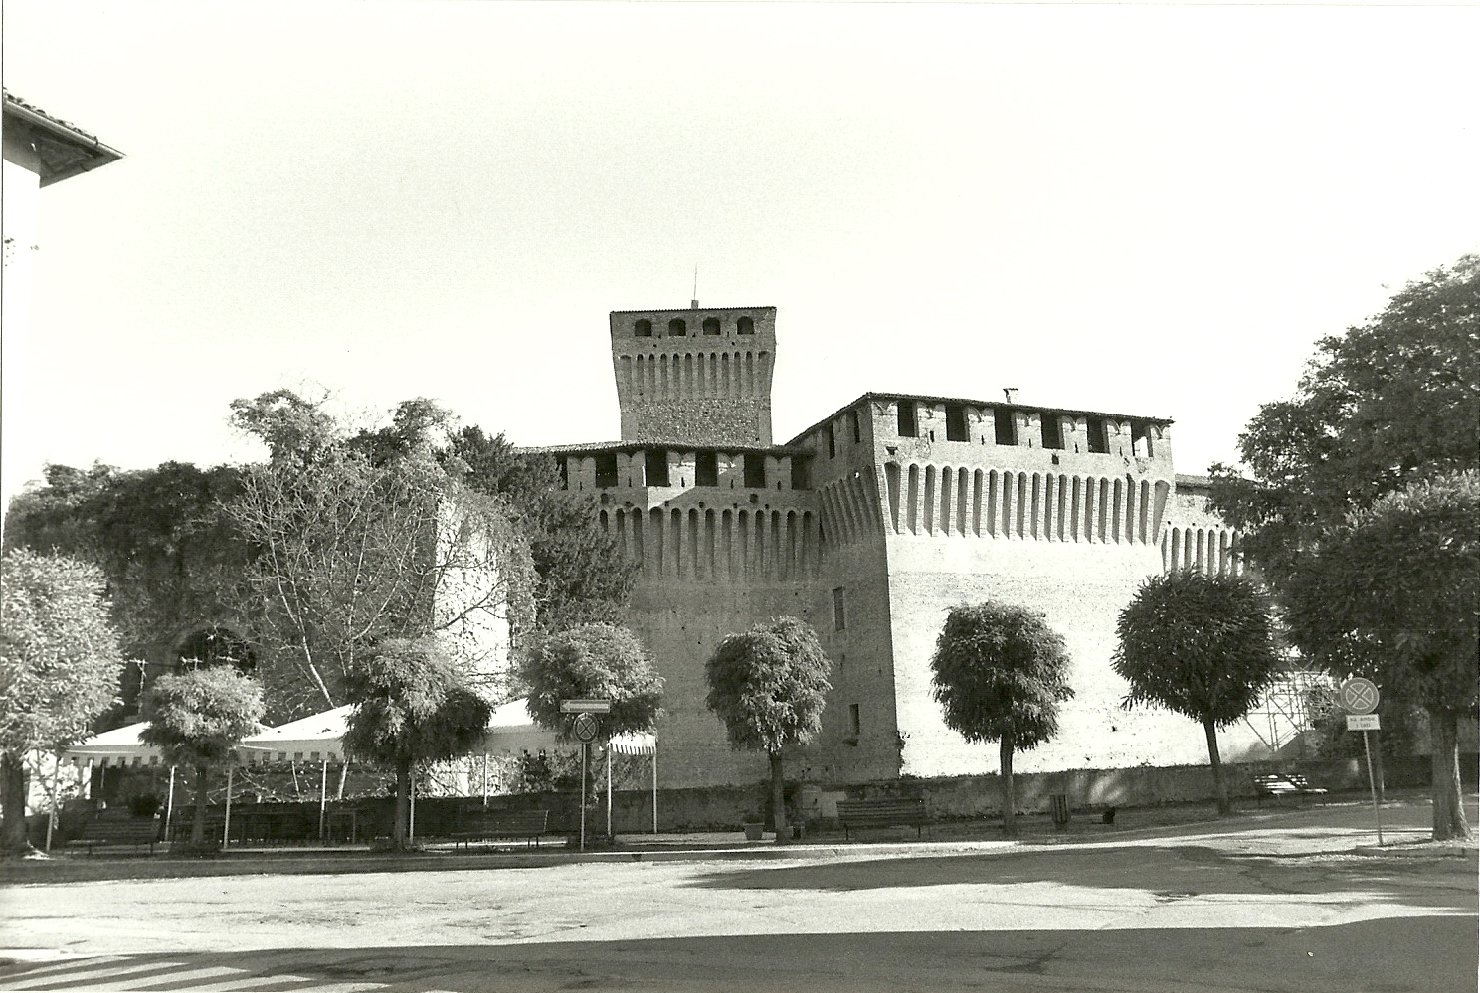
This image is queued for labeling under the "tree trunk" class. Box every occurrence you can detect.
[1203,719,1231,816]
[2,751,34,855]
[769,750,789,845]
[1429,708,1472,842]
[393,759,411,849]
[192,765,210,844]
[1000,738,1018,838]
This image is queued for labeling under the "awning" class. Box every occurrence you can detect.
[608,731,656,756]
[240,706,351,764]
[61,722,166,768]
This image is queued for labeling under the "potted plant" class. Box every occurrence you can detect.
[741,813,765,841]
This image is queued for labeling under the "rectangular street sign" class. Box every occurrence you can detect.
[1347,714,1381,731]
[560,699,612,714]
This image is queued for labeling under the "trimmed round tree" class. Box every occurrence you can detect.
[342,636,493,850]
[1113,572,1282,816]
[929,602,1074,838]
[705,617,831,844]
[139,666,265,847]
[1,550,129,855]
[519,623,664,740]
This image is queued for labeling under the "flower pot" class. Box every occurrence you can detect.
[742,822,764,841]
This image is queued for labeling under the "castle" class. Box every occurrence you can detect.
[530,305,1285,789]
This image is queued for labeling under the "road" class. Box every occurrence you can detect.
[2,799,1475,993]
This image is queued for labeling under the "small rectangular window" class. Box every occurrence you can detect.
[897,400,918,438]
[832,586,846,631]
[557,458,569,490]
[1132,420,1154,458]
[848,703,861,738]
[849,410,861,443]
[826,423,836,458]
[1087,416,1110,454]
[945,403,969,442]
[595,453,618,488]
[744,453,766,488]
[994,407,1016,445]
[1040,414,1063,450]
[790,457,810,490]
[645,448,670,486]
[695,451,718,487]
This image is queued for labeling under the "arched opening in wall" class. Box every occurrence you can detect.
[945,403,969,442]
[645,448,670,486]
[634,319,653,337]
[1131,420,1154,458]
[994,407,1016,445]
[1040,414,1064,450]
[744,453,766,488]
[897,400,918,438]
[556,459,569,490]
[175,625,255,675]
[737,316,755,335]
[826,423,836,458]
[695,450,718,487]
[884,462,901,532]
[668,318,687,336]
[595,453,618,488]
[703,317,721,335]
[849,409,862,443]
[1086,416,1109,454]
[790,456,810,490]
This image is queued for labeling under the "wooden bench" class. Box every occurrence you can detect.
[448,810,549,849]
[1253,773,1329,807]
[70,815,162,856]
[836,798,930,841]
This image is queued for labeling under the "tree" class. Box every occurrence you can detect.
[341,637,492,849]
[1113,572,1283,815]
[520,624,664,738]
[705,617,831,844]
[1,551,129,855]
[1282,472,1477,840]
[929,602,1074,838]
[139,667,265,846]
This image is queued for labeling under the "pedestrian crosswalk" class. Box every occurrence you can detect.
[0,953,387,992]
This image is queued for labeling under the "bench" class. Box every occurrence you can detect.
[448,810,549,849]
[835,798,931,841]
[69,815,162,856]
[1253,773,1328,807]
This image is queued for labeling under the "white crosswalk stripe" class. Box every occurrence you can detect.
[1,957,396,993]
[3,960,188,989]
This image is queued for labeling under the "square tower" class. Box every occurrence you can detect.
[610,306,776,446]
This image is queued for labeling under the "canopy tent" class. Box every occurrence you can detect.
[61,722,165,768]
[479,698,561,754]
[240,706,351,765]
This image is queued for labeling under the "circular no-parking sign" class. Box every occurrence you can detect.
[1338,677,1380,716]
[572,712,601,743]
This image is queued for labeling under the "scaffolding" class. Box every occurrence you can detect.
[1243,660,1336,757]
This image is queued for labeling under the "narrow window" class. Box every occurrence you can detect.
[1132,420,1154,457]
[790,456,810,489]
[645,448,669,486]
[557,459,569,490]
[849,409,861,443]
[832,586,846,631]
[667,318,687,336]
[945,403,969,442]
[994,407,1016,445]
[1041,413,1063,450]
[737,316,755,335]
[826,423,836,458]
[702,317,721,335]
[595,453,618,488]
[695,450,718,486]
[848,703,861,738]
[744,453,766,488]
[1087,416,1109,454]
[897,400,918,438]
[634,319,652,337]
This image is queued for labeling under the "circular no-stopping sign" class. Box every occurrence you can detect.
[572,712,601,743]
[1338,677,1380,716]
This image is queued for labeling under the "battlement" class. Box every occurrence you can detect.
[611,306,778,447]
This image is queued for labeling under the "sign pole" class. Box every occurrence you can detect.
[580,742,587,852]
[1363,730,1384,847]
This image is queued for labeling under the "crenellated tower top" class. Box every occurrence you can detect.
[610,305,777,447]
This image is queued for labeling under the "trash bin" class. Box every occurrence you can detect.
[1049,794,1071,831]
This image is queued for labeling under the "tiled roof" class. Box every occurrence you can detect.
[3,90,123,185]
[610,305,776,316]
[518,439,811,456]
[3,91,104,144]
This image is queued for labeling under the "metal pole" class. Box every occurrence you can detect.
[482,752,489,809]
[164,766,176,844]
[606,745,613,840]
[319,760,328,840]
[1363,730,1384,846]
[652,745,657,835]
[580,743,587,852]
[223,765,234,850]
[410,768,416,843]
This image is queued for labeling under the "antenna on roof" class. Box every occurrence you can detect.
[691,264,699,309]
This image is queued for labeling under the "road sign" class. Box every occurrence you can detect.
[1338,677,1380,716]
[561,699,612,714]
[1347,714,1381,732]
[572,713,601,743]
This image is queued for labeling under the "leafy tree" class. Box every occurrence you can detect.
[520,623,664,738]
[341,637,492,849]
[1,551,128,855]
[705,617,831,843]
[139,667,265,846]
[929,602,1074,838]
[1281,472,1477,840]
[1113,572,1283,815]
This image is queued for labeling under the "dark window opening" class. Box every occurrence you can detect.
[849,409,861,443]
[702,317,721,335]
[695,450,718,486]
[832,587,846,631]
[790,457,810,489]
[737,316,755,335]
[945,403,969,442]
[634,319,652,337]
[1086,416,1109,454]
[994,407,1016,445]
[557,459,569,490]
[595,453,618,487]
[897,400,918,438]
[1041,414,1064,450]
[645,448,670,486]
[744,453,766,488]
[848,703,861,738]
[1132,420,1154,457]
[826,424,836,458]
[667,318,687,336]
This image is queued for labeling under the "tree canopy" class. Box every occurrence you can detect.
[519,623,663,740]
[929,601,1073,836]
[1,550,129,853]
[1113,571,1282,814]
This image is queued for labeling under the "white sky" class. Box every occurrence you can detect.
[3,1,1478,510]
